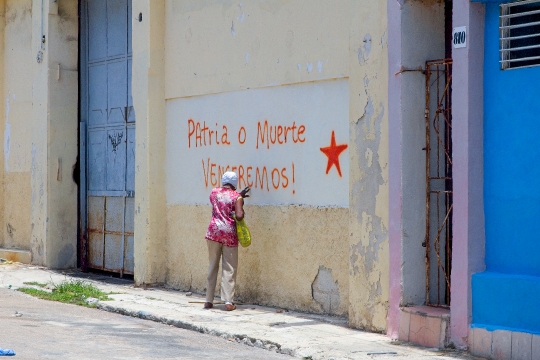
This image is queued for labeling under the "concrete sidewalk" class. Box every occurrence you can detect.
[0,263,482,360]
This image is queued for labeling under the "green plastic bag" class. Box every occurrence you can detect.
[235,217,251,248]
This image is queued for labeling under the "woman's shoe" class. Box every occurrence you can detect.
[204,302,213,309]
[225,303,236,311]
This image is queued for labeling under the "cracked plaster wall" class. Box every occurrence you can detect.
[312,265,341,314]
[157,0,390,327]
[348,0,389,331]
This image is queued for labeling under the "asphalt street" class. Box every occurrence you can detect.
[0,288,292,360]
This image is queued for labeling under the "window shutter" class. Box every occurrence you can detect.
[500,0,540,70]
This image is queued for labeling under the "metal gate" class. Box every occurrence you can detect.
[424,59,452,306]
[80,0,135,275]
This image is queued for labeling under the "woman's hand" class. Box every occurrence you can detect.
[239,186,251,198]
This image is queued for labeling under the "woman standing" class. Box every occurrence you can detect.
[204,171,248,311]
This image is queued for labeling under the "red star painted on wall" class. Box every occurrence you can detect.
[320,131,348,177]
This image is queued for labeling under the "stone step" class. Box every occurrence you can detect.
[398,305,450,349]
[0,248,31,264]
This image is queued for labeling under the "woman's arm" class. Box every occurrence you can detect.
[235,197,245,220]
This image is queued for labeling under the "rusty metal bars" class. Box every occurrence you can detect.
[424,59,453,307]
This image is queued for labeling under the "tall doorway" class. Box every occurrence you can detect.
[80,0,135,275]
[424,59,452,307]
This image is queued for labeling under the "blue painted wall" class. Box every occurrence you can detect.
[472,2,540,333]
[484,2,540,276]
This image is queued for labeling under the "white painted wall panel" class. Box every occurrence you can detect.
[166,80,349,207]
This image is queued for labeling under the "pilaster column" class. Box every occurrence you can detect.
[132,0,167,285]
[450,0,486,349]
[30,0,78,268]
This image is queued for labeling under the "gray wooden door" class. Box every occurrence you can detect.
[80,0,134,275]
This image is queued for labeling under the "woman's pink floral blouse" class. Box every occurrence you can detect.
[205,187,240,247]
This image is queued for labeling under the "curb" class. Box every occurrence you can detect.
[96,302,295,357]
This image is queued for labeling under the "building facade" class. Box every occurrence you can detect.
[389,0,540,357]
[388,0,461,349]
[0,0,390,332]
[0,1,537,356]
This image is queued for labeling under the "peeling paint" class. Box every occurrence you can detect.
[365,148,373,167]
[349,85,386,329]
[381,31,387,48]
[306,62,313,73]
[318,60,323,73]
[312,265,340,313]
[244,53,249,65]
[359,98,377,141]
[231,21,236,36]
[364,34,372,56]
[360,212,373,248]
[350,98,385,270]
[356,89,369,124]
[357,34,373,64]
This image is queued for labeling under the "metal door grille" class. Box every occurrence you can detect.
[424,59,453,307]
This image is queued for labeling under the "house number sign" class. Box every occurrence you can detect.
[453,26,467,49]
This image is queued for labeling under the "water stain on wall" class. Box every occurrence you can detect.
[5,1,31,25]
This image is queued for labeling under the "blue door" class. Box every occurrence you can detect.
[80,0,135,275]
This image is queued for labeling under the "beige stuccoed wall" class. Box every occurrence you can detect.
[144,0,390,325]
[2,0,33,251]
[132,0,168,285]
[162,0,351,317]
[43,0,79,268]
[167,205,349,314]
[30,0,78,267]
[164,1,348,98]
[0,0,78,267]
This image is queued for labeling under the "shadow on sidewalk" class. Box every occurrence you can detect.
[50,268,134,286]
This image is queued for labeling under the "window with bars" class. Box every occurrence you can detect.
[500,0,540,70]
